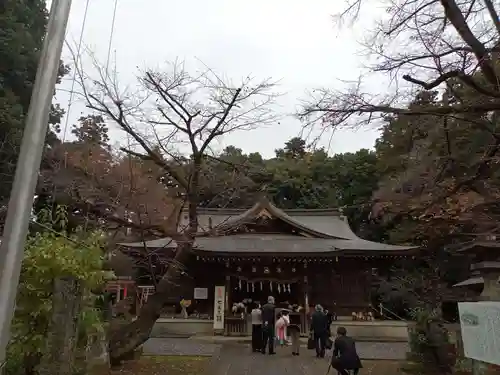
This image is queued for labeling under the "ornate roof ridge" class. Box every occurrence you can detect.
[189,197,341,217]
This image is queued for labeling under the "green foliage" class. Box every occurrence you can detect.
[196,140,380,237]
[374,82,500,246]
[5,207,113,375]
[0,0,67,205]
[407,306,451,369]
[370,82,500,314]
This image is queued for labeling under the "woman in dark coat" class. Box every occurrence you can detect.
[288,309,301,356]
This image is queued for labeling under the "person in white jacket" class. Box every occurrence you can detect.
[250,303,262,352]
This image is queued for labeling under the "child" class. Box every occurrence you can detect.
[275,310,290,346]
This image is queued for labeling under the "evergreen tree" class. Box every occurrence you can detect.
[0,0,67,205]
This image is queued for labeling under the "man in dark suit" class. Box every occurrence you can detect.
[310,304,329,358]
[260,296,276,355]
[331,327,362,375]
[325,308,333,336]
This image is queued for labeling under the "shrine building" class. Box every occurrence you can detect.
[119,197,417,336]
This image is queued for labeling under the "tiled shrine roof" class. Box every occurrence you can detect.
[119,198,417,255]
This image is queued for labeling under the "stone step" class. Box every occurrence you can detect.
[186,337,409,360]
[151,333,192,338]
[348,336,408,343]
[189,335,408,344]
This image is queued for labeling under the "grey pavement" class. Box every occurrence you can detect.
[354,342,408,360]
[204,344,406,375]
[143,337,408,361]
[210,345,322,375]
[142,337,220,357]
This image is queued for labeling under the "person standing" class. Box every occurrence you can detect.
[251,303,263,352]
[325,307,333,337]
[261,296,276,355]
[331,302,338,321]
[331,326,362,375]
[310,304,329,358]
[288,310,301,356]
[276,310,290,346]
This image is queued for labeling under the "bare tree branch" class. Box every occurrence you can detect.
[71,55,280,362]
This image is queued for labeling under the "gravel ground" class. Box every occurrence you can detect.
[354,341,409,360]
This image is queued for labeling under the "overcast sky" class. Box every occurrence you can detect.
[53,0,381,158]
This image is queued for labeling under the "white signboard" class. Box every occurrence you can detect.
[194,287,208,300]
[213,286,225,330]
[458,301,500,366]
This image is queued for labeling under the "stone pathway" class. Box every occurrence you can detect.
[212,345,316,375]
[142,338,407,375]
[355,342,408,360]
[143,337,408,361]
[143,338,220,357]
[210,344,403,375]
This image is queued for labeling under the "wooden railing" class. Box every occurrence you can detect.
[224,317,248,336]
[372,303,406,321]
[224,312,309,336]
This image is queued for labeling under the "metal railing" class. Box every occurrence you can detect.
[370,303,407,322]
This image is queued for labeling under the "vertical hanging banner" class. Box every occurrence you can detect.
[213,286,226,330]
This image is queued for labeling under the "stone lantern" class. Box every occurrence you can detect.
[456,240,500,301]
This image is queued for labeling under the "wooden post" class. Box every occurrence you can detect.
[224,276,230,335]
[225,276,230,310]
[303,275,309,310]
[303,275,309,334]
[39,277,82,375]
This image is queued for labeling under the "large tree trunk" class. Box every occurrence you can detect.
[108,241,192,364]
[38,277,82,375]
[108,161,201,365]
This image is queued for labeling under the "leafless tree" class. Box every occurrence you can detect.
[73,55,279,362]
[300,0,500,125]
[298,0,500,230]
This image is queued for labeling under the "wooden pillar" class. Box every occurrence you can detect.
[366,262,374,307]
[115,284,121,302]
[225,275,231,310]
[224,275,231,336]
[303,275,309,309]
[301,275,309,335]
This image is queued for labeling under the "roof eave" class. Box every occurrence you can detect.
[193,247,418,257]
[333,247,419,256]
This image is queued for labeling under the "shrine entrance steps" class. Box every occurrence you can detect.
[188,336,409,359]
[151,318,409,344]
[142,337,408,362]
